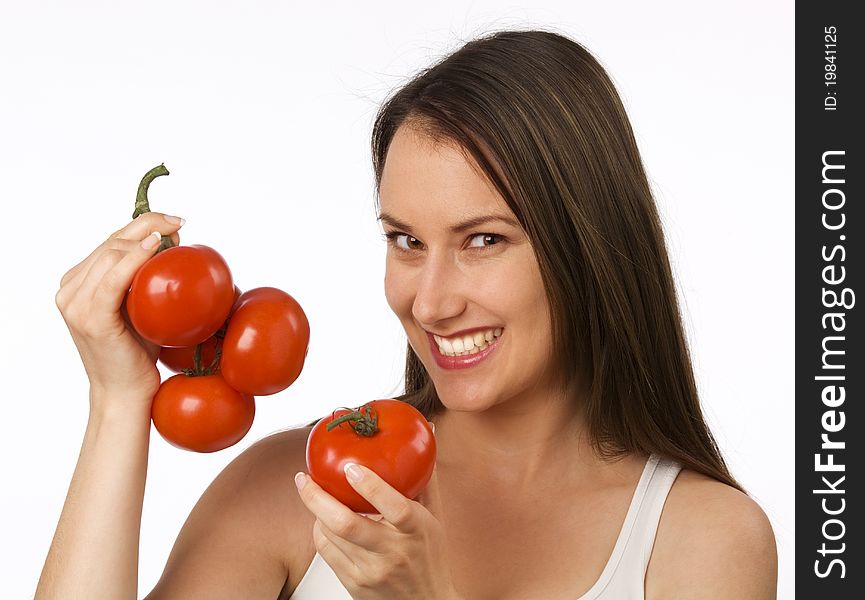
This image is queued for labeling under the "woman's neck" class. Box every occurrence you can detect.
[431,394,596,493]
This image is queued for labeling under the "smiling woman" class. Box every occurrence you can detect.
[370,29,741,484]
[287,29,777,599]
[35,28,777,600]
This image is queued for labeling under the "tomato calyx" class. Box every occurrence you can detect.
[132,163,176,254]
[178,319,232,377]
[181,341,223,377]
[326,405,379,437]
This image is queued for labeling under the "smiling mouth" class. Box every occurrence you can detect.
[431,327,503,357]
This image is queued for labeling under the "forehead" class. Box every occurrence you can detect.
[378,125,507,218]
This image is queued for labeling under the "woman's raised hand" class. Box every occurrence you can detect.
[55,212,185,410]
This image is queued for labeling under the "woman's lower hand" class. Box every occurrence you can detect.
[295,460,461,599]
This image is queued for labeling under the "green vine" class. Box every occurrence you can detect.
[133,163,175,253]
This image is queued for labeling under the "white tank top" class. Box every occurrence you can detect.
[289,453,682,599]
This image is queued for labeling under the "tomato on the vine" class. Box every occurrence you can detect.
[126,164,235,348]
[305,399,436,513]
[126,244,235,348]
[157,286,243,373]
[151,373,255,453]
[220,287,310,396]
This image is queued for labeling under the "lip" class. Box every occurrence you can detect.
[426,329,503,370]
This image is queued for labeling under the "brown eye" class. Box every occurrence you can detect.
[399,235,422,250]
[382,231,504,254]
[467,233,503,249]
[382,232,422,252]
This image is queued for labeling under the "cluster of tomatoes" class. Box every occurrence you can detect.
[124,165,436,514]
[124,165,310,453]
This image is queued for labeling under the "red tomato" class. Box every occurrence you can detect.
[152,373,255,453]
[305,399,436,513]
[126,245,234,348]
[220,287,310,396]
[157,286,242,373]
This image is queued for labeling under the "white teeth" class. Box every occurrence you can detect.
[434,328,503,357]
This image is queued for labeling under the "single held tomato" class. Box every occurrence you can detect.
[220,287,310,396]
[124,164,236,348]
[152,372,255,453]
[305,399,436,513]
[158,286,243,373]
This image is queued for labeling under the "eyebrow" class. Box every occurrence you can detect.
[377,211,521,234]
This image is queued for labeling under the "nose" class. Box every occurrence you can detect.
[411,251,468,327]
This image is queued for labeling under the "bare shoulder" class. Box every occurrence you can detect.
[645,468,778,600]
[146,425,316,599]
[240,426,319,592]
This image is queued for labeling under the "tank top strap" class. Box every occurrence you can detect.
[577,453,682,600]
[615,454,683,585]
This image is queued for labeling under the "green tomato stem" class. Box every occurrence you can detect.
[180,341,219,377]
[193,342,202,373]
[133,163,175,253]
[326,406,378,437]
[206,345,222,375]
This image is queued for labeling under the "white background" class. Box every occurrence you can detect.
[0,1,794,598]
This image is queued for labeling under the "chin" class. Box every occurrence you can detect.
[434,382,498,412]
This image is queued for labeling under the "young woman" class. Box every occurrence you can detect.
[37,30,777,599]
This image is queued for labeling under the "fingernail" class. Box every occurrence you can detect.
[344,463,364,482]
[140,231,161,249]
[163,214,186,226]
[294,472,307,491]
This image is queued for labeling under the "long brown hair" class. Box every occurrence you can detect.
[362,29,743,492]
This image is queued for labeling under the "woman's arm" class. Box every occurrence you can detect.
[36,212,181,598]
[38,212,307,598]
[35,395,152,599]
[37,403,308,600]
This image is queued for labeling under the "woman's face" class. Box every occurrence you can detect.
[379,124,558,413]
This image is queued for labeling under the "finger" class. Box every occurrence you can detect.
[312,519,364,588]
[74,247,128,307]
[343,463,418,532]
[59,237,141,292]
[59,217,182,291]
[362,513,385,522]
[295,472,388,550]
[110,211,185,241]
[314,517,367,561]
[84,231,165,316]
